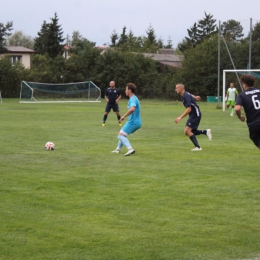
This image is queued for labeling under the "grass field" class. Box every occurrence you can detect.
[1,99,260,260]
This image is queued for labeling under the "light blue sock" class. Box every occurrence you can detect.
[118,135,131,149]
[117,139,123,150]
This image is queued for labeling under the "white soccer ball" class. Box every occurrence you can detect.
[45,141,55,150]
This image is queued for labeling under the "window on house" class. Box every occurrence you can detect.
[9,56,22,64]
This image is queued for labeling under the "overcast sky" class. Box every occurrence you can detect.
[1,0,260,48]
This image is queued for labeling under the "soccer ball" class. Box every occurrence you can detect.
[45,141,55,150]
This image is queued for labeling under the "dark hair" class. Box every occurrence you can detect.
[126,83,137,93]
[240,74,255,87]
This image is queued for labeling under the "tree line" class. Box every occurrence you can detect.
[0,12,260,99]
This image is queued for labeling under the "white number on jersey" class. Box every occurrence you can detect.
[252,95,260,110]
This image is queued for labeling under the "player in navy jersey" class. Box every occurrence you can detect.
[235,74,260,149]
[111,83,142,156]
[102,81,122,126]
[175,83,212,151]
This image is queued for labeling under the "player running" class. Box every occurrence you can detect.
[235,74,260,149]
[175,83,212,151]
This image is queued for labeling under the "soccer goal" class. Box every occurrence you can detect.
[20,81,101,103]
[222,69,260,111]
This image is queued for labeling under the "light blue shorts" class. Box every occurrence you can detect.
[120,122,141,136]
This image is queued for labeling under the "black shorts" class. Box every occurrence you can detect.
[249,124,260,148]
[105,103,119,112]
[186,115,201,130]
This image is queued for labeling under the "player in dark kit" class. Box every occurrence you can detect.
[175,83,212,151]
[235,74,260,149]
[102,81,122,126]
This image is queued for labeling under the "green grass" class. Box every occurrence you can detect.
[1,99,260,260]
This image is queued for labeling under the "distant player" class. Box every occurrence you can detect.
[226,82,238,116]
[111,83,142,156]
[102,81,122,126]
[235,74,260,149]
[175,83,212,151]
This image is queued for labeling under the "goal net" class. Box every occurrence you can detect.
[222,69,260,111]
[20,81,101,103]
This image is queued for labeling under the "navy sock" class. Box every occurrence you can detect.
[103,114,107,123]
[189,135,200,148]
[117,115,121,122]
[192,129,206,135]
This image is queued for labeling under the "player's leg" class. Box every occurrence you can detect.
[192,129,212,141]
[230,101,235,116]
[185,117,202,151]
[113,104,122,125]
[102,104,112,126]
[112,123,140,156]
[249,126,260,150]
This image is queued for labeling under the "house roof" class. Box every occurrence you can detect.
[142,53,182,62]
[4,46,35,53]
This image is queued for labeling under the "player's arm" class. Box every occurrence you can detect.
[235,104,245,122]
[191,94,201,101]
[175,107,191,124]
[116,94,122,103]
[119,106,135,122]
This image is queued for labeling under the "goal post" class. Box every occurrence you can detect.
[20,81,101,103]
[222,69,260,111]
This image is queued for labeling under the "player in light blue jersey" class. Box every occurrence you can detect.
[111,83,142,156]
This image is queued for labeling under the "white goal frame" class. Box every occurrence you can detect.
[19,81,101,103]
[222,69,260,111]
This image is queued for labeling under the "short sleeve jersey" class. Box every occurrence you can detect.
[105,88,121,104]
[236,88,260,126]
[227,88,238,101]
[182,91,201,117]
[128,95,142,125]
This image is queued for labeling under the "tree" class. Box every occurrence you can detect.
[7,31,34,49]
[185,23,199,47]
[117,26,128,46]
[145,24,157,46]
[0,21,13,53]
[164,37,173,48]
[0,55,27,97]
[251,22,260,41]
[178,13,217,53]
[110,30,119,46]
[197,12,217,43]
[34,13,65,58]
[221,19,244,42]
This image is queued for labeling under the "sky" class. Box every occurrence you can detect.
[1,0,260,48]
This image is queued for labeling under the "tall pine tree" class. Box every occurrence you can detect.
[34,13,64,58]
[0,21,13,53]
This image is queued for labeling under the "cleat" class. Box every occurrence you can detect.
[191,147,202,151]
[111,149,120,153]
[206,129,212,141]
[102,123,105,126]
[119,123,122,126]
[124,149,135,156]
[230,113,233,116]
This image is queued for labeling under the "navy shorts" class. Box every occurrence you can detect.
[186,115,201,130]
[105,103,119,112]
[249,125,260,148]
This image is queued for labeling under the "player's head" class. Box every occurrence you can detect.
[230,82,234,88]
[175,83,185,94]
[240,74,255,89]
[126,83,136,93]
[110,81,115,88]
